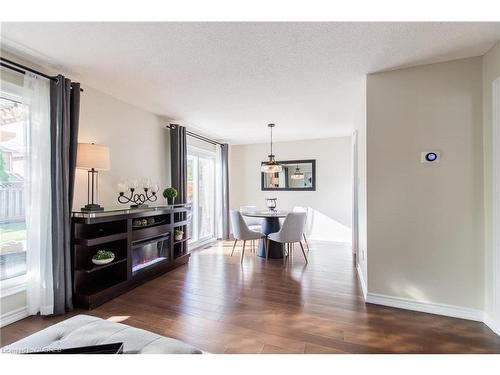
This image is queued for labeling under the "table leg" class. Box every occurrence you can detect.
[257,217,283,259]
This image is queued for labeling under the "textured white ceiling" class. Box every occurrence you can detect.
[1,22,499,144]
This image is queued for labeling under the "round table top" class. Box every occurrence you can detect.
[241,209,289,218]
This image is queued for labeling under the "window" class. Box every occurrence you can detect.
[187,146,216,246]
[0,81,28,288]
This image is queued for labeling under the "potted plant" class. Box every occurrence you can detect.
[92,250,115,265]
[163,187,178,205]
[174,229,184,241]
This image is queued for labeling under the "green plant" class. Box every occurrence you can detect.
[174,229,184,236]
[0,153,8,182]
[163,187,178,199]
[93,250,114,260]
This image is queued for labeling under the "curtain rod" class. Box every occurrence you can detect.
[0,57,84,92]
[165,124,223,146]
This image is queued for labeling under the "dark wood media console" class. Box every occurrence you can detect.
[71,205,191,309]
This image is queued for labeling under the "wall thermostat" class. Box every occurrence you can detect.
[421,151,441,163]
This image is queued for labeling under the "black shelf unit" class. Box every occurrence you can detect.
[172,209,189,258]
[80,258,128,273]
[72,205,191,309]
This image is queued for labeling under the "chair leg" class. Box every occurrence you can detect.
[240,240,246,263]
[303,233,310,252]
[299,241,308,264]
[264,238,269,260]
[282,243,287,265]
[231,239,238,256]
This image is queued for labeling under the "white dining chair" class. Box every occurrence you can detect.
[267,212,308,264]
[230,210,268,263]
[293,206,312,252]
[240,205,262,252]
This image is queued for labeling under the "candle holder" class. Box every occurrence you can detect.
[117,180,158,209]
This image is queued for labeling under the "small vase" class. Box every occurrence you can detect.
[175,234,183,241]
[167,197,175,205]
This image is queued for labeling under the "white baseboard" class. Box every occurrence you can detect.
[484,314,500,335]
[356,264,367,300]
[0,306,29,328]
[366,292,484,322]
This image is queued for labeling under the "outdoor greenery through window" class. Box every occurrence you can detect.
[0,87,28,282]
[187,147,216,246]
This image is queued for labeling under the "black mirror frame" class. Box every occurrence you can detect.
[261,159,316,191]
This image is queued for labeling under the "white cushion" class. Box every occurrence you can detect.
[1,314,202,354]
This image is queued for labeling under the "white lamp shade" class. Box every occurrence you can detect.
[76,143,110,171]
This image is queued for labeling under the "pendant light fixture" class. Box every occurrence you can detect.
[290,163,304,180]
[261,123,282,173]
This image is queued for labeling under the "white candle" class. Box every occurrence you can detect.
[152,184,159,193]
[143,178,152,189]
[117,183,126,193]
[129,179,138,189]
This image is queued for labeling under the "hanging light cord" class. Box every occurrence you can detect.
[270,125,273,156]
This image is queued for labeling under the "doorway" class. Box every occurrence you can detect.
[187,146,216,248]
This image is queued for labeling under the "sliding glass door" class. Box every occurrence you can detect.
[187,147,216,247]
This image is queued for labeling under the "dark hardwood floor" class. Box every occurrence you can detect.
[2,240,500,353]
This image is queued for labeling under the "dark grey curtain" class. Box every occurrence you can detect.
[170,124,187,203]
[50,75,80,314]
[220,144,230,240]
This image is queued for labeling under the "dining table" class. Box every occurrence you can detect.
[241,209,289,259]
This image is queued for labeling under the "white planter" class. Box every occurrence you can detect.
[175,234,184,241]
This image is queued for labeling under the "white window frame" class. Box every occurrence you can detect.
[490,77,500,335]
[0,78,28,296]
[0,274,27,297]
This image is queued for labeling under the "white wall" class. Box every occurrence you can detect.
[74,86,171,210]
[230,136,352,243]
[483,41,500,331]
[366,57,484,311]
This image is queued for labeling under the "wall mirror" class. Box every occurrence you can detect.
[261,159,316,191]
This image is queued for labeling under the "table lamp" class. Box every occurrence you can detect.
[76,143,110,211]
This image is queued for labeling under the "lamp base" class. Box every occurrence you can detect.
[81,204,104,212]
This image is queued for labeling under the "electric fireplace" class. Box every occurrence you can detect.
[131,234,170,274]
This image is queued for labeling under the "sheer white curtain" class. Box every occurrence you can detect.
[215,143,230,239]
[23,72,53,315]
[215,145,223,239]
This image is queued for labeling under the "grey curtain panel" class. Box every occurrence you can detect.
[170,124,187,203]
[220,144,230,240]
[50,75,80,314]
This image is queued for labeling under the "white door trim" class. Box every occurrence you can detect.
[489,77,500,335]
[351,130,359,264]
